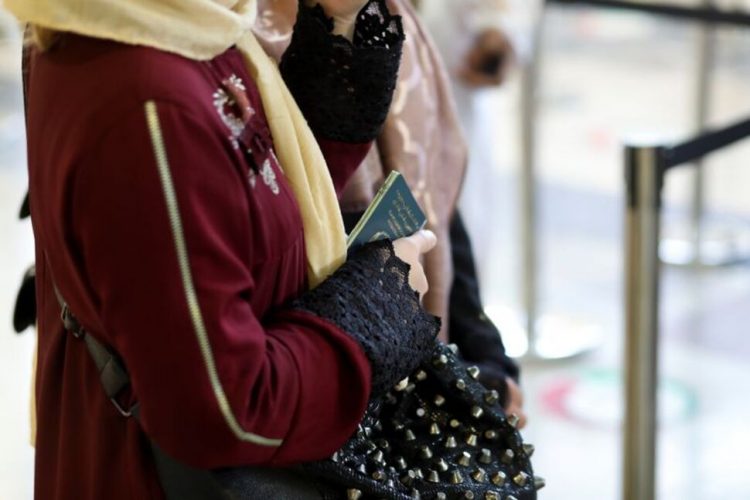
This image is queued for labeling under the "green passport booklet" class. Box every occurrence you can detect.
[347,171,427,250]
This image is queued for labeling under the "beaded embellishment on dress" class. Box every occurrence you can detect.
[260,158,280,195]
[213,74,256,150]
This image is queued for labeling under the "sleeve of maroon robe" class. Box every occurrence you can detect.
[71,100,371,469]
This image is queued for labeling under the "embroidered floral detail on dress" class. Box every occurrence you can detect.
[248,168,257,189]
[212,74,256,149]
[260,158,280,195]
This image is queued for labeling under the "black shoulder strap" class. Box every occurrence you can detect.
[48,274,229,500]
[53,286,135,416]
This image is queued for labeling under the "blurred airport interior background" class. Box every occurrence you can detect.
[1,1,750,498]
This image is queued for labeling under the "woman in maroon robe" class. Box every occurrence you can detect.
[15,1,440,498]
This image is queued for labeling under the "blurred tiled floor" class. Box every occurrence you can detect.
[2,4,750,500]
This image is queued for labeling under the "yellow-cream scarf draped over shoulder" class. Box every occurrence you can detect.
[5,0,347,288]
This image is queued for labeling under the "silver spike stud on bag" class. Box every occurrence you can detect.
[534,475,546,490]
[513,471,529,487]
[445,436,457,449]
[471,468,487,483]
[507,414,520,429]
[346,489,362,500]
[303,344,540,499]
[490,471,506,486]
[484,390,499,405]
[450,470,464,485]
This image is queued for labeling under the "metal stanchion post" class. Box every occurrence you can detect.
[690,5,713,261]
[519,10,542,349]
[623,145,664,500]
[509,2,601,360]
[661,2,750,267]
[660,3,713,266]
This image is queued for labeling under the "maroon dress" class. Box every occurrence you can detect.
[26,4,436,499]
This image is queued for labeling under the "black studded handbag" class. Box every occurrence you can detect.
[55,287,542,500]
[52,255,542,500]
[299,342,544,500]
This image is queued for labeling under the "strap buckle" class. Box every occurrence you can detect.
[110,398,137,418]
[61,304,84,338]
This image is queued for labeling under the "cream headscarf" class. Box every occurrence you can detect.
[6,0,347,288]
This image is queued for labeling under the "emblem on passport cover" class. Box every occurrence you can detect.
[347,171,427,250]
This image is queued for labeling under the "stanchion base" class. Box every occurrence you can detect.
[660,238,750,267]
[484,305,602,360]
[660,218,750,267]
[540,368,697,428]
[529,314,603,360]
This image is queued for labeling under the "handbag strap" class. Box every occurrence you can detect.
[53,286,136,416]
[46,266,229,500]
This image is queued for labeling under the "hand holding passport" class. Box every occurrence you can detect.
[347,171,434,297]
[347,171,428,249]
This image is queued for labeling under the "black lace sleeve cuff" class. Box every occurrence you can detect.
[291,240,440,397]
[279,0,405,143]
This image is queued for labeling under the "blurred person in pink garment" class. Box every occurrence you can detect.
[255,0,527,427]
[420,0,538,287]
